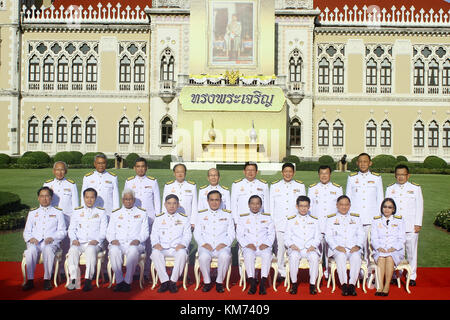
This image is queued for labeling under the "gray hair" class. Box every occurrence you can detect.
[94,154,107,162]
[122,188,135,199]
[53,161,67,171]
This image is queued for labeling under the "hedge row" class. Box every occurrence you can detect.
[0,192,21,215]
[0,209,28,231]
[434,209,450,232]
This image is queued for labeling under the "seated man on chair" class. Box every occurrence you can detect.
[151,194,192,293]
[236,195,275,295]
[285,195,321,295]
[325,195,365,296]
[66,188,108,291]
[22,187,67,291]
[107,188,149,292]
[194,190,235,293]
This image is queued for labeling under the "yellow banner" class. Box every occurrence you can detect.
[179,86,285,112]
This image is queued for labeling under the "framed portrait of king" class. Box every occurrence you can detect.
[209,0,257,66]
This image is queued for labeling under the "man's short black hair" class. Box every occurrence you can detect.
[337,195,351,203]
[318,165,332,173]
[244,161,258,171]
[395,164,410,174]
[282,162,295,171]
[37,186,53,197]
[248,194,262,205]
[357,153,371,161]
[296,195,311,205]
[173,163,187,172]
[207,190,222,200]
[165,194,180,202]
[134,157,148,167]
[83,187,98,198]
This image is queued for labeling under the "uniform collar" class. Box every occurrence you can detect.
[245,178,256,183]
[209,184,219,189]
[359,171,370,177]
[39,205,51,211]
[55,177,66,183]
[283,179,293,184]
[95,170,106,176]
[320,181,331,187]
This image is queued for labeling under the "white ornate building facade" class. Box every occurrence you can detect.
[0,0,449,162]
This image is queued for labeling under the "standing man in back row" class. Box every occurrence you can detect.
[346,153,383,263]
[198,168,230,211]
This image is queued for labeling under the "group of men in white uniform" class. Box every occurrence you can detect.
[21,153,423,296]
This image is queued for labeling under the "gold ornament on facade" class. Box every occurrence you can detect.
[225,70,240,85]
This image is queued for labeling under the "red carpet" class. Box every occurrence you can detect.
[1,262,449,300]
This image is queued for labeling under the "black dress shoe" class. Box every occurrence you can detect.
[43,279,53,291]
[409,280,416,286]
[121,282,131,292]
[348,284,357,296]
[375,291,383,296]
[83,279,93,292]
[247,278,257,295]
[381,292,389,296]
[341,284,348,296]
[157,281,169,293]
[169,281,178,293]
[289,283,298,295]
[22,280,34,291]
[216,283,225,293]
[276,276,285,283]
[259,277,267,295]
[202,283,212,292]
[113,281,125,292]
[309,284,318,295]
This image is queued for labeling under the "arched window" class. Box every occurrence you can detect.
[289,49,302,83]
[28,116,39,143]
[160,48,175,81]
[85,117,96,144]
[380,58,392,86]
[161,116,173,145]
[57,56,69,83]
[318,58,329,85]
[86,56,98,83]
[43,55,54,83]
[366,58,377,86]
[443,59,450,88]
[428,59,439,87]
[29,55,40,83]
[120,56,131,83]
[42,116,53,143]
[71,117,82,144]
[414,59,425,86]
[332,119,343,146]
[118,117,130,144]
[428,121,439,147]
[289,118,301,146]
[133,117,144,145]
[366,120,377,147]
[56,117,68,143]
[72,55,83,83]
[318,119,329,147]
[134,56,145,83]
[414,120,424,147]
[443,121,450,148]
[380,120,391,147]
[333,58,344,85]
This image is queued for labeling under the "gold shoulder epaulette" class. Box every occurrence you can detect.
[295,179,304,184]
[350,172,358,177]
[84,171,94,177]
[309,182,318,188]
[54,207,62,211]
[222,209,231,213]
[147,176,156,180]
[127,176,135,181]
[240,213,249,217]
[261,212,271,216]
[178,212,188,218]
[411,182,420,186]
[199,185,207,189]
[30,207,38,211]
[96,207,105,210]
[259,179,268,184]
[45,178,53,183]
[233,178,243,183]
[112,208,120,213]
[138,206,146,211]
[107,170,117,177]
[156,212,165,218]
[221,185,229,190]
[372,172,380,176]
[309,214,318,220]
[327,213,336,218]
[387,182,395,187]
[165,180,174,185]
[198,209,208,213]
[75,205,84,210]
[271,179,280,184]
[187,180,196,185]
[394,215,402,219]
[287,215,296,220]
[332,182,341,187]
[66,179,75,184]
[350,213,360,217]
[374,215,382,220]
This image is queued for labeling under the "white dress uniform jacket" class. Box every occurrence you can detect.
[345,171,384,225]
[81,170,120,216]
[231,178,269,223]
[370,214,405,265]
[125,175,161,225]
[198,184,230,211]
[43,177,79,221]
[163,180,198,224]
[308,181,343,233]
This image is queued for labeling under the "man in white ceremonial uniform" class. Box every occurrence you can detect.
[81,154,120,217]
[285,196,321,295]
[198,168,230,211]
[385,164,423,286]
[22,187,67,291]
[124,157,161,277]
[345,153,383,262]
[231,162,269,224]
[43,161,79,276]
[194,190,235,293]
[269,162,305,281]
[106,188,149,292]
[66,188,108,291]
[307,165,343,277]
[325,195,365,296]
[236,195,275,295]
[151,194,192,293]
[163,163,198,226]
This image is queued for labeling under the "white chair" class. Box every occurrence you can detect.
[150,256,189,291]
[193,252,232,291]
[21,248,62,287]
[285,253,323,293]
[238,250,279,292]
[107,253,146,290]
[64,250,106,289]
[327,257,368,293]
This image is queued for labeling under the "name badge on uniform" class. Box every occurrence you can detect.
[261,220,267,223]
[407,191,414,194]
[219,218,227,221]
[145,186,152,189]
[293,189,300,193]
[175,220,182,225]
[392,224,398,227]
[134,215,141,219]
[185,190,192,193]
[257,188,263,192]
[64,188,71,192]
[105,180,112,184]
[368,181,375,184]
[330,191,336,195]
[92,214,99,219]
[49,214,56,218]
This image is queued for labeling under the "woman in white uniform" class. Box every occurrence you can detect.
[370,198,405,296]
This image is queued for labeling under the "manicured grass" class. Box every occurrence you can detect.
[0,168,449,267]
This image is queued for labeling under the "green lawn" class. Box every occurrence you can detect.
[0,168,449,267]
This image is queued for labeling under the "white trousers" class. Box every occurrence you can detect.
[150,248,188,283]
[109,244,144,284]
[333,250,362,285]
[242,246,272,278]
[405,232,419,280]
[274,230,286,277]
[67,244,101,281]
[288,248,319,285]
[362,224,371,263]
[25,241,59,280]
[198,246,231,284]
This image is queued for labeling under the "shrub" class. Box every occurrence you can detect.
[282,155,301,168]
[125,153,140,168]
[0,153,11,165]
[318,155,335,167]
[434,209,450,232]
[371,154,397,170]
[69,151,83,164]
[21,151,51,165]
[396,155,408,162]
[162,154,176,164]
[0,208,28,231]
[0,192,21,215]
[81,152,105,166]
[423,156,447,169]
[296,161,321,171]
[347,157,358,171]
[148,160,170,169]
[54,151,75,165]
[17,156,39,165]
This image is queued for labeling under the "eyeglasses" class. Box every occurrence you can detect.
[383,206,394,209]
